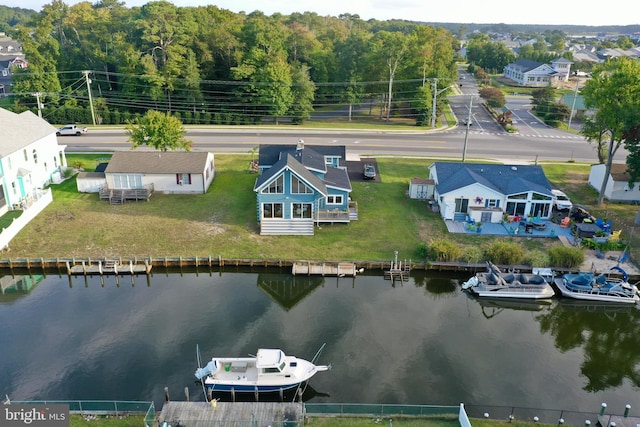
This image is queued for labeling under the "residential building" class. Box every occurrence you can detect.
[428,162,556,224]
[102,151,215,195]
[503,58,572,87]
[0,107,67,216]
[253,141,355,235]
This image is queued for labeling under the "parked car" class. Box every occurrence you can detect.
[363,163,376,180]
[57,125,88,136]
[551,189,572,211]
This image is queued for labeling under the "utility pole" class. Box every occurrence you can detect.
[431,78,438,129]
[83,70,96,126]
[462,96,473,162]
[34,92,43,118]
[568,77,580,129]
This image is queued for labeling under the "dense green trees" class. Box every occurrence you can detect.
[4,1,458,126]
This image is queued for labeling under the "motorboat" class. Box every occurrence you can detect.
[195,348,331,393]
[461,261,556,299]
[553,266,639,304]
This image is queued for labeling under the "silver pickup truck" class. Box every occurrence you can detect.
[56,125,88,136]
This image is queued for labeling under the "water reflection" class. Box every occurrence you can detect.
[0,268,639,414]
[0,274,44,303]
[537,297,640,393]
[257,273,326,310]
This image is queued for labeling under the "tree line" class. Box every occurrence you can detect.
[4,0,460,126]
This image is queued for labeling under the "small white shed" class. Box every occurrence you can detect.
[76,172,107,193]
[408,177,434,200]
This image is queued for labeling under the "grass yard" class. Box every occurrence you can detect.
[2,154,636,264]
[68,414,549,427]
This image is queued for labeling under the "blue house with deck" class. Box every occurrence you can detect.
[253,141,356,235]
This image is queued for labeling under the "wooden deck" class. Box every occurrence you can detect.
[99,185,154,205]
[66,260,152,275]
[159,401,303,427]
[292,261,358,277]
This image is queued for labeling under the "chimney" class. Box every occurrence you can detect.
[297,139,304,151]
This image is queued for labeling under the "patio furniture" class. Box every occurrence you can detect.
[560,217,571,228]
[609,229,622,241]
[575,222,600,238]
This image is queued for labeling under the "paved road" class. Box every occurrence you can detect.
[59,73,612,164]
[61,123,603,164]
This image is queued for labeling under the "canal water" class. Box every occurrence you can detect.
[1,268,639,419]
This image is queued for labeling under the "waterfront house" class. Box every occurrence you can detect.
[0,108,66,216]
[588,163,640,203]
[253,141,355,235]
[102,151,215,196]
[0,107,66,249]
[428,162,555,224]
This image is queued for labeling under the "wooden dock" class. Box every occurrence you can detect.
[292,261,358,277]
[159,401,302,427]
[66,259,152,276]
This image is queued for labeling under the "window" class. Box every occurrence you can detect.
[32,149,37,164]
[23,149,27,161]
[291,175,312,194]
[262,175,284,194]
[176,173,191,185]
[263,203,283,219]
[292,203,312,219]
[486,199,499,208]
[113,174,142,189]
[454,198,469,213]
[326,195,343,205]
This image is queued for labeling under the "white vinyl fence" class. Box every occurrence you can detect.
[0,188,52,250]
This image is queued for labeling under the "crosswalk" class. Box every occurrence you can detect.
[443,129,586,140]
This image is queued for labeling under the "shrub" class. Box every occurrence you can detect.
[460,246,484,264]
[547,245,584,268]
[525,249,550,267]
[428,238,462,262]
[484,241,525,265]
[416,243,429,259]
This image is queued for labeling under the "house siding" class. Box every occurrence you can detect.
[0,130,66,214]
[588,164,640,202]
[429,162,554,223]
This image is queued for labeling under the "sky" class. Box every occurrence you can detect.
[2,0,638,26]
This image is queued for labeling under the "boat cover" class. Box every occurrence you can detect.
[194,360,217,379]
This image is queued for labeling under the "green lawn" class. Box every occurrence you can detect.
[5,154,633,265]
[69,413,550,427]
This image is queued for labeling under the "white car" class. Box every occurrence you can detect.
[551,189,572,211]
[57,125,88,136]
